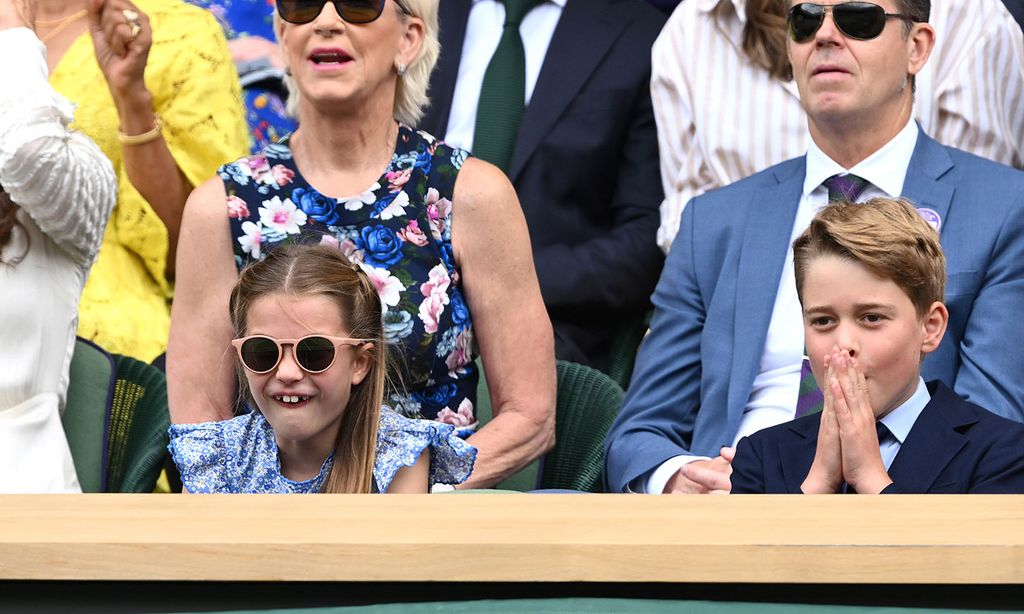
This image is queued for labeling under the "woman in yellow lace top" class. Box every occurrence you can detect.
[41,0,247,362]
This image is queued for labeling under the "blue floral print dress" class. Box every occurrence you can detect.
[220,126,480,433]
[168,407,477,493]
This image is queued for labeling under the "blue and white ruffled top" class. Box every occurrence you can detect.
[168,407,476,493]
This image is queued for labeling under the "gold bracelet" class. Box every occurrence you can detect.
[118,114,163,146]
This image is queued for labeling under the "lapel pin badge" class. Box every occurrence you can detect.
[916,207,941,233]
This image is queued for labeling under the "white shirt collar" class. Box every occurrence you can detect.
[803,118,919,199]
[696,0,747,23]
[878,377,930,445]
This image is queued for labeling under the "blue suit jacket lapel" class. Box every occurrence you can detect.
[728,159,806,422]
[887,383,974,492]
[900,130,954,230]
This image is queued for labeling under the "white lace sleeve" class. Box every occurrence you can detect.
[0,28,115,267]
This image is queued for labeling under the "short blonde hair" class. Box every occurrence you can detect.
[793,197,946,318]
[277,0,440,126]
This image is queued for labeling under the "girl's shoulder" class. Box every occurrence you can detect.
[373,407,478,492]
[168,411,278,493]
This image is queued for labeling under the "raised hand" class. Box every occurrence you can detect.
[0,0,37,30]
[831,352,892,494]
[802,348,844,493]
[87,0,151,105]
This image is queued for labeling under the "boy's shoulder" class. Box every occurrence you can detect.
[929,381,1024,442]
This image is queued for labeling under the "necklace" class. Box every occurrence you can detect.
[38,9,88,44]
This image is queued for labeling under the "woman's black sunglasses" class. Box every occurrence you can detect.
[276,0,408,25]
[787,2,917,43]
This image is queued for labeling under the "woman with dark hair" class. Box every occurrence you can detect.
[0,1,116,492]
[169,0,555,490]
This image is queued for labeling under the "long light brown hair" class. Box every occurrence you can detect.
[229,244,387,493]
[735,0,791,81]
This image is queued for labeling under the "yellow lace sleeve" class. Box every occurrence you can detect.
[53,0,247,361]
[129,0,249,299]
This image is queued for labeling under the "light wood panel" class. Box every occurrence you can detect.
[1,495,1022,583]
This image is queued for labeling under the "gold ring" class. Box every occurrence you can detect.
[122,9,141,41]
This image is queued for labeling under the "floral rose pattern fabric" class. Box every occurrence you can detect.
[220,126,479,432]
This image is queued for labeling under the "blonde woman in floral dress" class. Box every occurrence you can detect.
[169,0,555,489]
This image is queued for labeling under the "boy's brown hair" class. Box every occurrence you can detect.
[793,197,945,317]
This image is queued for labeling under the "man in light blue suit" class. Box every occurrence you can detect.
[605,0,1024,494]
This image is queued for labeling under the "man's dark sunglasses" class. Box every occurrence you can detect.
[788,2,918,43]
[276,0,408,25]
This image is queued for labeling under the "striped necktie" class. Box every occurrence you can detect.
[824,173,871,203]
[471,0,544,172]
[795,173,874,418]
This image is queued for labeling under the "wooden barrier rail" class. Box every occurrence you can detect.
[1,494,1022,583]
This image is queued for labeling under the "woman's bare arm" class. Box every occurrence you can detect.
[451,158,556,489]
[166,177,239,424]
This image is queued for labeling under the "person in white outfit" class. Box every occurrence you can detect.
[0,0,116,493]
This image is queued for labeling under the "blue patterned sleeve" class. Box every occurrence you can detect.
[167,413,260,493]
[373,407,477,492]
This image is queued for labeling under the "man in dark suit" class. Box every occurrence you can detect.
[605,0,1024,494]
[730,198,1024,495]
[419,0,666,371]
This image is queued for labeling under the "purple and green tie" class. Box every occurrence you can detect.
[795,173,872,418]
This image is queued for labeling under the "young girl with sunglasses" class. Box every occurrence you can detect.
[168,245,476,493]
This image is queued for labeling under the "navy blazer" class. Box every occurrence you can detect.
[604,131,1024,493]
[418,0,667,369]
[731,381,1024,494]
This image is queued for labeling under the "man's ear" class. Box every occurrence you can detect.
[906,22,935,79]
[920,301,948,355]
[350,342,374,386]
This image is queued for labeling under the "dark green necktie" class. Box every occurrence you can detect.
[472,0,543,172]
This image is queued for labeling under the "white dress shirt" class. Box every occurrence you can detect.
[653,0,1024,253]
[443,0,566,152]
[0,28,117,493]
[643,119,919,495]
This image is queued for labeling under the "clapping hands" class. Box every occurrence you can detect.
[802,347,893,494]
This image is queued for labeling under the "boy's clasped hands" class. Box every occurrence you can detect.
[802,347,893,495]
